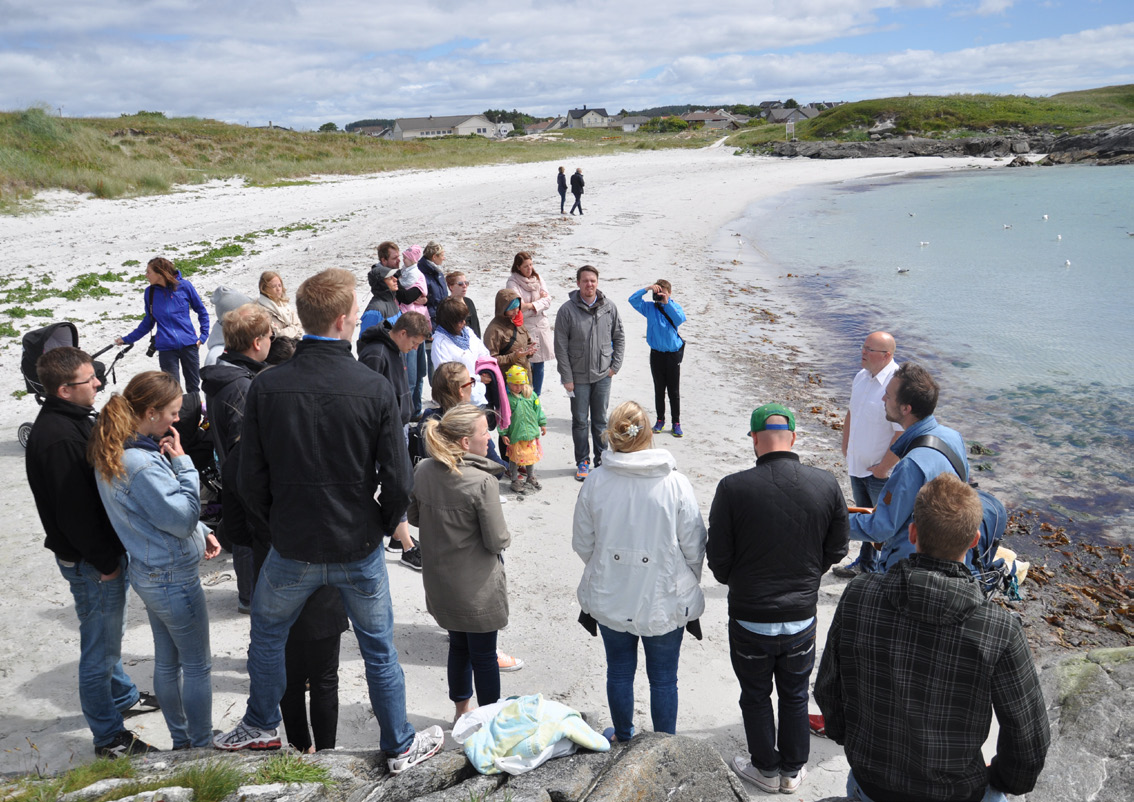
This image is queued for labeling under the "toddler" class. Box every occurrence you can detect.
[500,364,546,493]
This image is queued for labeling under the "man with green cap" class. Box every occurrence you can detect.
[708,403,849,795]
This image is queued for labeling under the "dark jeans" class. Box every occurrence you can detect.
[649,349,681,423]
[404,345,428,418]
[559,188,567,213]
[728,618,816,775]
[850,474,887,572]
[570,193,583,214]
[158,345,201,392]
[569,376,611,464]
[280,632,342,752]
[530,361,545,397]
[447,630,499,705]
[599,624,684,741]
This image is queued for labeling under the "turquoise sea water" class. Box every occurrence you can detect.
[737,164,1134,544]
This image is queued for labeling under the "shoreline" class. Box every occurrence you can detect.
[0,149,1070,794]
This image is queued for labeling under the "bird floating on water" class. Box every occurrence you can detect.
[1057,234,1062,241]
[897,267,911,274]
[919,241,929,247]
[908,212,915,217]
[1042,214,1049,221]
[1064,260,1071,267]
[1003,224,1013,229]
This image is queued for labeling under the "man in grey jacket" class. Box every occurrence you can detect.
[554,265,625,481]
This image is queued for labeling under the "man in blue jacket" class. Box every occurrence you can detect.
[849,362,968,572]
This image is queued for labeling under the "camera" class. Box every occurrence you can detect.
[146,336,157,358]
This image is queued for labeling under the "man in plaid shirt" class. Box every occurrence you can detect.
[815,474,1049,802]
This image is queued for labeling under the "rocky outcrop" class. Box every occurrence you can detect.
[1030,647,1134,802]
[1042,123,1134,165]
[17,733,744,802]
[770,134,1052,160]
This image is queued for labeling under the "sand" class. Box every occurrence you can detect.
[0,145,1002,796]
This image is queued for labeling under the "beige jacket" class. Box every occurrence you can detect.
[258,293,303,339]
[408,453,510,632]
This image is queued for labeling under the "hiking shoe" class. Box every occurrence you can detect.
[525,477,542,491]
[123,691,160,717]
[400,546,423,571]
[652,419,665,434]
[730,757,780,793]
[780,766,807,793]
[497,650,525,672]
[385,537,404,554]
[213,720,282,751]
[95,730,159,758]
[832,558,863,579]
[388,725,444,774]
[575,461,589,481]
[672,423,683,438]
[510,478,526,493]
[808,714,827,738]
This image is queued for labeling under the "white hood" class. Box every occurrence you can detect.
[596,447,676,478]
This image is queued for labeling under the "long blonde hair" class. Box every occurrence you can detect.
[259,270,287,303]
[421,404,486,474]
[602,401,653,453]
[88,371,182,481]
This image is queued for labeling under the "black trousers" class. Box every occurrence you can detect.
[280,632,342,751]
[570,192,583,214]
[649,349,681,422]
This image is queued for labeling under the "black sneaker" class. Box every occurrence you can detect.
[401,546,423,571]
[123,691,161,717]
[385,537,404,554]
[95,730,160,758]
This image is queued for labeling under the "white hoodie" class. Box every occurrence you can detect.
[573,448,706,636]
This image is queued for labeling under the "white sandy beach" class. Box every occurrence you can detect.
[0,145,1006,797]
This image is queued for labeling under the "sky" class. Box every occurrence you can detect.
[2,0,1132,130]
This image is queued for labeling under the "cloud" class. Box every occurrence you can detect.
[0,1,1131,128]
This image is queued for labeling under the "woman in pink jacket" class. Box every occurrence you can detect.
[504,252,554,396]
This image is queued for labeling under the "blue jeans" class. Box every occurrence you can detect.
[244,546,415,755]
[530,361,545,398]
[850,475,887,572]
[559,188,567,213]
[569,375,611,464]
[158,345,201,393]
[599,624,684,742]
[846,770,1008,802]
[447,630,499,706]
[404,344,428,418]
[58,555,139,747]
[728,618,815,775]
[130,567,213,748]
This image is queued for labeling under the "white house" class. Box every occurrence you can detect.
[494,122,514,138]
[392,114,494,140]
[620,115,650,132]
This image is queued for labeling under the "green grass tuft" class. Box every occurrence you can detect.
[249,752,333,787]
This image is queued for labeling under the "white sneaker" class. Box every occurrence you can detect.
[388,725,443,774]
[780,765,807,793]
[730,756,780,794]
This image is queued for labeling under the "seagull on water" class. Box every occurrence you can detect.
[897,267,911,274]
[1064,260,1071,267]
[1003,224,1013,230]
[1042,214,1049,221]
[1057,234,1062,241]
[919,241,929,247]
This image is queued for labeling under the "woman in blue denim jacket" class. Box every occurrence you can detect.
[89,371,221,749]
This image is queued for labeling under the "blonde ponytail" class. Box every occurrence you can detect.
[422,404,487,474]
[88,371,182,481]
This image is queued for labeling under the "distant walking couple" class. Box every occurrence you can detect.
[558,166,584,215]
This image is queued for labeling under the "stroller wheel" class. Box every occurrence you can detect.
[18,422,33,449]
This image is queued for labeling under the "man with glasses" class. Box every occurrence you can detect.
[25,347,159,757]
[833,331,902,578]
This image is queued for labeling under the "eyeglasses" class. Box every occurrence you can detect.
[64,373,98,387]
[459,378,477,389]
[455,281,469,287]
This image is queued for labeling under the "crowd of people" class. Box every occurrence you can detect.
[24,243,1051,799]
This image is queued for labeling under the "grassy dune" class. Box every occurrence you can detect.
[0,109,716,212]
[726,84,1134,148]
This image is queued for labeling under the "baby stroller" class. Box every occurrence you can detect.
[18,321,132,447]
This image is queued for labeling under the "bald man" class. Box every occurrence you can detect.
[833,332,903,579]
[708,404,849,794]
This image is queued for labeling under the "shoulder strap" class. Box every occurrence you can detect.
[657,303,685,345]
[904,434,967,483]
[145,285,155,317]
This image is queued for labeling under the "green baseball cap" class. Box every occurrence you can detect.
[749,403,796,435]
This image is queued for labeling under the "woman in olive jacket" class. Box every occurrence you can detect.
[408,405,511,721]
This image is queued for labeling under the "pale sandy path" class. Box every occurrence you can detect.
[0,148,1000,798]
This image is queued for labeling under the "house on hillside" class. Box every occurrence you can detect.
[620,115,650,132]
[681,111,741,130]
[566,106,611,128]
[798,106,823,119]
[494,122,514,137]
[354,125,391,138]
[392,114,494,140]
[768,107,806,124]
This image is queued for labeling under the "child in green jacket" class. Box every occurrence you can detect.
[501,365,547,493]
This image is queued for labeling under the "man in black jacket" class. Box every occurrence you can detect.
[708,403,848,795]
[201,303,272,611]
[569,167,584,215]
[215,269,443,773]
[24,347,159,757]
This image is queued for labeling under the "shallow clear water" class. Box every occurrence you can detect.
[737,164,1134,544]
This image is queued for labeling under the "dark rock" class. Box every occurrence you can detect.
[354,751,475,802]
[1046,123,1134,164]
[492,749,609,801]
[583,733,746,802]
[1006,155,1034,167]
[1030,647,1134,802]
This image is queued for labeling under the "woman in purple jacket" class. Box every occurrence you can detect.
[116,257,209,392]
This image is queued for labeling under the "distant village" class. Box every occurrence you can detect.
[347,101,843,140]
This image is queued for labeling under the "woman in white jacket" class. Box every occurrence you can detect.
[572,400,706,742]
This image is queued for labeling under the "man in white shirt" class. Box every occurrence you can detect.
[833,331,902,578]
